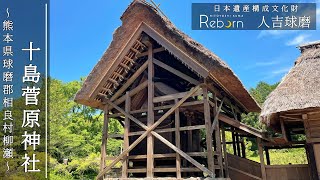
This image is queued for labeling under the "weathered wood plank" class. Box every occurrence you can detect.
[147,43,154,178]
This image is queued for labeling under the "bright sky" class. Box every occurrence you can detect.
[50,0,320,89]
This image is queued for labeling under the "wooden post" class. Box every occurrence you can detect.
[100,106,109,172]
[304,114,320,180]
[280,117,288,142]
[232,130,237,155]
[236,133,241,157]
[203,86,215,175]
[122,92,131,178]
[175,99,181,179]
[265,147,270,165]
[187,115,193,152]
[257,138,267,180]
[215,120,224,177]
[147,43,154,178]
[241,138,246,158]
[221,125,229,178]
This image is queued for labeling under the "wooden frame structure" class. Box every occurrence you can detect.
[93,32,268,179]
[75,1,269,180]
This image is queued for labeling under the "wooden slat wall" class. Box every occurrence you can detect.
[227,153,262,180]
[265,165,310,180]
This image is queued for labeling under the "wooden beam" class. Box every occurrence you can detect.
[257,138,267,180]
[174,99,181,179]
[203,86,215,174]
[97,85,203,179]
[121,92,130,178]
[221,125,229,178]
[137,47,165,57]
[147,43,154,178]
[153,89,202,103]
[109,60,148,102]
[218,114,269,141]
[128,152,208,160]
[100,106,109,171]
[109,125,206,138]
[141,23,209,77]
[153,58,200,85]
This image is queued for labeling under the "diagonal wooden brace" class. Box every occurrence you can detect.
[210,97,225,135]
[96,85,203,180]
[107,96,213,177]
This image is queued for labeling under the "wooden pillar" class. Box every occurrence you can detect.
[100,106,109,171]
[265,147,270,165]
[280,118,288,142]
[187,115,193,152]
[257,138,267,180]
[304,114,320,180]
[221,125,229,178]
[122,92,131,178]
[175,99,181,179]
[241,139,246,158]
[203,86,215,175]
[236,133,241,157]
[147,43,154,178]
[231,130,237,155]
[215,120,224,177]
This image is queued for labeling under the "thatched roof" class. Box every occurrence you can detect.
[75,0,260,112]
[260,41,320,125]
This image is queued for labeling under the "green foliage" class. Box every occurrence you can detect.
[49,78,124,179]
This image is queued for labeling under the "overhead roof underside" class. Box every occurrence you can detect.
[74,1,260,112]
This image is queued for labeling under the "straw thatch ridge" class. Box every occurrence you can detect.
[260,41,320,125]
[75,0,260,112]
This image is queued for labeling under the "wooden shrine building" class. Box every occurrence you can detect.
[75,1,272,179]
[260,41,320,180]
